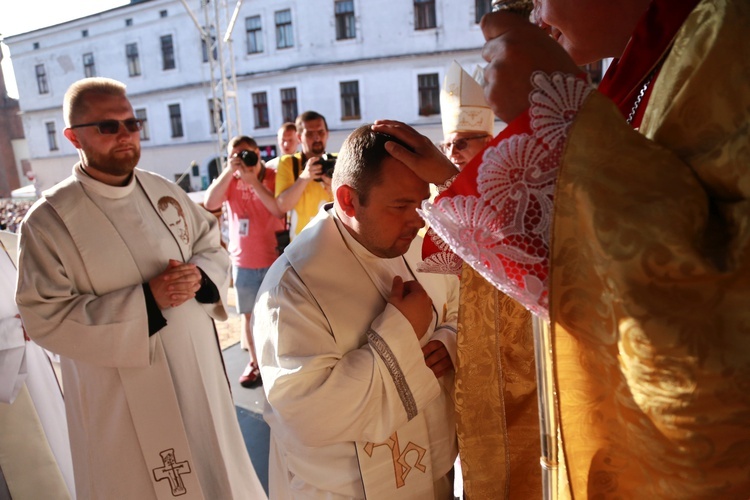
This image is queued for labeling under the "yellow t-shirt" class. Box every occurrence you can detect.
[275,153,334,237]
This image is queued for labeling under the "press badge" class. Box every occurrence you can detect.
[239,218,249,236]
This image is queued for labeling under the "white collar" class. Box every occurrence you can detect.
[73,163,136,199]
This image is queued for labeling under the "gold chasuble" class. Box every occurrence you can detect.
[425,0,750,497]
[550,0,750,496]
[455,264,542,499]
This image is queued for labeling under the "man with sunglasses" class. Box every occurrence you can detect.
[439,62,493,171]
[16,77,266,499]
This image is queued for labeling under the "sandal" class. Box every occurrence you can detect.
[239,362,261,388]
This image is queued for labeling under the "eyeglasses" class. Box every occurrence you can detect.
[69,118,144,135]
[440,134,490,153]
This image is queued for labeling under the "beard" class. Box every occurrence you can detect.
[310,142,326,155]
[83,145,141,178]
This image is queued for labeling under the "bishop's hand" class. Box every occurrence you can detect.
[371,120,458,186]
[480,11,579,123]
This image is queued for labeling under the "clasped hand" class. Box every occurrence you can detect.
[149,259,202,310]
[387,276,453,378]
[388,276,432,340]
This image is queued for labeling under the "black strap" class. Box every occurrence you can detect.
[285,154,301,231]
[292,154,300,180]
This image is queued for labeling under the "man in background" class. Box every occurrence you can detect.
[16,77,265,499]
[204,135,285,387]
[439,61,493,171]
[265,122,299,170]
[274,111,335,238]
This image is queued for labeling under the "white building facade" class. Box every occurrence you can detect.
[5,0,492,192]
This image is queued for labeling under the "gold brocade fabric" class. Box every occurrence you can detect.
[550,0,750,497]
[455,263,541,499]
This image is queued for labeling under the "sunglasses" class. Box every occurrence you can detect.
[69,118,144,135]
[440,134,490,153]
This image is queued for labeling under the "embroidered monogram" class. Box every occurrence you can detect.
[363,432,428,489]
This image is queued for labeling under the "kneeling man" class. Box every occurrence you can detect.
[254,125,459,499]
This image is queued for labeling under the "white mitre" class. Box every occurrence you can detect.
[440,61,494,136]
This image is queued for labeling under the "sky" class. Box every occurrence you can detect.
[0,0,129,98]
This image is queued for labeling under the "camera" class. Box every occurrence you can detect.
[238,150,259,167]
[314,153,337,181]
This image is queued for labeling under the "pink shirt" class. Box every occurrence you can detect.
[225,168,285,269]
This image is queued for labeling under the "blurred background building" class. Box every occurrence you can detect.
[1,0,497,195]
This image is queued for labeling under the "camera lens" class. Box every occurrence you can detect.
[313,154,336,181]
[239,150,259,166]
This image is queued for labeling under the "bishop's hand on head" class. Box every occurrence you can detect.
[371,120,458,186]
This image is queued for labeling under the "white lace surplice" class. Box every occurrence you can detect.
[419,72,593,320]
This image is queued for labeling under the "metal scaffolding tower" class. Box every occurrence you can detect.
[179,0,243,169]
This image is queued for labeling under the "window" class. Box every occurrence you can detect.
[201,27,217,63]
[135,108,149,141]
[160,10,168,18]
[414,0,436,30]
[275,9,294,49]
[35,64,48,94]
[208,99,224,134]
[126,43,141,76]
[161,35,176,70]
[280,88,297,123]
[340,81,360,120]
[82,30,89,38]
[46,122,58,151]
[169,104,184,138]
[33,42,40,50]
[125,18,133,27]
[418,73,440,116]
[246,15,263,54]
[475,0,492,23]
[335,0,356,40]
[252,92,269,128]
[83,52,96,78]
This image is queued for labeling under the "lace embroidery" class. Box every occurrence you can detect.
[416,228,463,275]
[420,72,593,320]
[367,328,418,420]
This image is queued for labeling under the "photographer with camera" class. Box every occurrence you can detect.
[275,111,336,239]
[204,135,285,387]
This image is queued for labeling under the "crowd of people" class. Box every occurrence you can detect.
[0,199,34,232]
[2,0,748,498]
